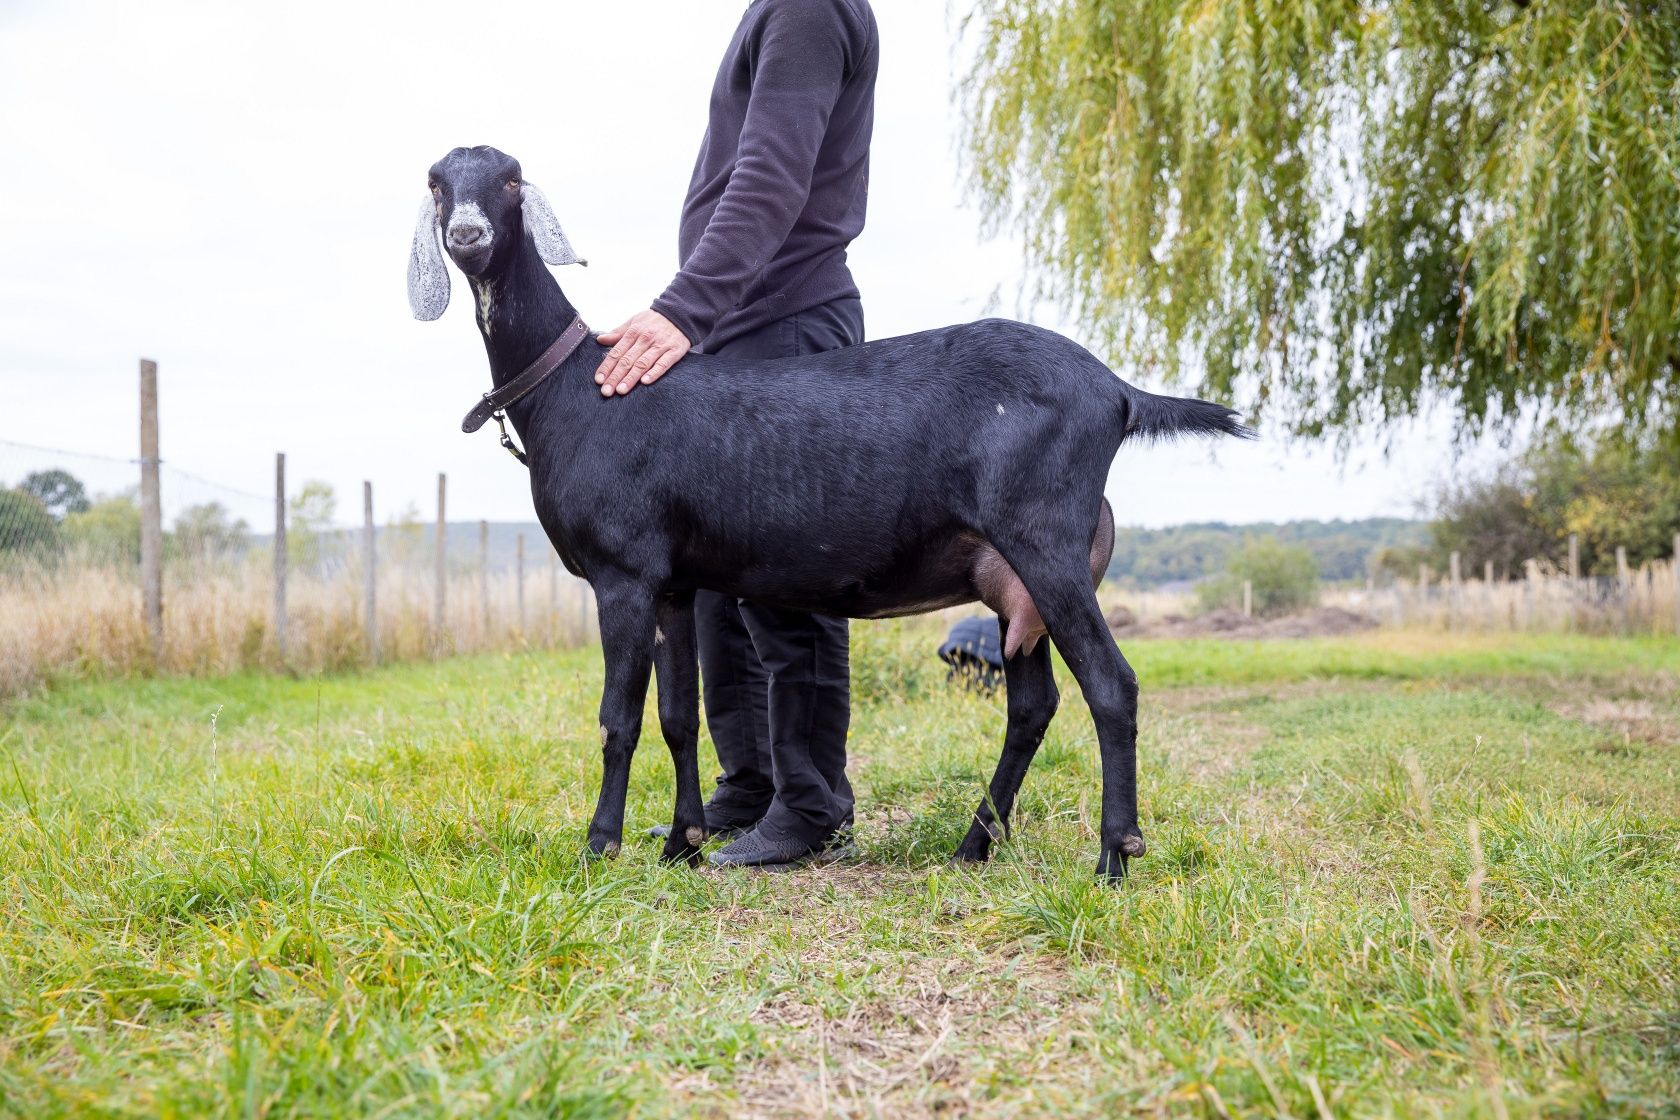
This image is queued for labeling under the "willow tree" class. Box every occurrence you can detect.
[960,1,1680,445]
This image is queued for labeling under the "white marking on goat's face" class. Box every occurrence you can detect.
[654,626,665,646]
[445,200,494,269]
[997,403,1006,415]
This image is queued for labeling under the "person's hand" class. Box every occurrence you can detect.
[595,310,691,397]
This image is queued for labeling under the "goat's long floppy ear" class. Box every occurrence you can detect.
[408,196,450,320]
[522,183,587,266]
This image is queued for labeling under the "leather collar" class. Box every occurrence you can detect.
[461,315,591,434]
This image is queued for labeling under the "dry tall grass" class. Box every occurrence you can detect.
[1336,559,1680,636]
[0,556,595,698]
[1100,559,1680,637]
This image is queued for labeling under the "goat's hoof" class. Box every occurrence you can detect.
[950,829,997,865]
[659,845,703,868]
[659,830,705,868]
[585,835,622,860]
[951,815,1005,865]
[1095,830,1146,883]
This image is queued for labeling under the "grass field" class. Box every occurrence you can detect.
[1,624,1677,1117]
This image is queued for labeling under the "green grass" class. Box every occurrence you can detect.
[1,625,1677,1117]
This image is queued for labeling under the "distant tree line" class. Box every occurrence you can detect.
[1107,518,1423,586]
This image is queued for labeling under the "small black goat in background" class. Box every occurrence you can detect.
[409,146,1249,879]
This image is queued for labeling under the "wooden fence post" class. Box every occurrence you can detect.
[1617,545,1631,633]
[1417,563,1430,623]
[548,549,558,644]
[478,520,491,640]
[433,473,446,652]
[1673,532,1680,637]
[1568,534,1580,582]
[138,359,164,666]
[1449,551,1462,629]
[1523,559,1537,629]
[516,533,526,634]
[363,480,378,663]
[273,452,287,659]
[1241,579,1252,618]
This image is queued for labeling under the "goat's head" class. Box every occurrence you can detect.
[408,146,584,321]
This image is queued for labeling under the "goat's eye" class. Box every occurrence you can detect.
[429,183,439,195]
[507,178,520,190]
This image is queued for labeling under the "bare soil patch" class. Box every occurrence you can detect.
[1110,605,1381,641]
[687,952,1095,1119]
[1552,697,1679,748]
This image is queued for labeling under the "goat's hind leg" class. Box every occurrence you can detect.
[1001,546,1146,881]
[952,634,1058,864]
[653,592,706,866]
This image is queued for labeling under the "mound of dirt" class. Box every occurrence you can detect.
[1108,605,1381,640]
[1104,605,1137,630]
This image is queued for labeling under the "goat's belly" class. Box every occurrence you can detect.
[684,534,987,621]
[825,582,981,621]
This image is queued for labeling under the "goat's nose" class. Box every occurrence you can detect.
[450,225,483,246]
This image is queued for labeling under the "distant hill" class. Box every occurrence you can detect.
[1107,518,1426,586]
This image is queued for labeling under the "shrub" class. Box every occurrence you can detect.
[63,494,142,565]
[1196,537,1319,617]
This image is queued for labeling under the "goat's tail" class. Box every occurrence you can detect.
[1119,383,1253,443]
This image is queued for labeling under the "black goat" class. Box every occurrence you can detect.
[409,146,1249,879]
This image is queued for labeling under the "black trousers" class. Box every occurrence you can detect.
[696,297,864,845]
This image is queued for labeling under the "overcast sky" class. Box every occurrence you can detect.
[0,0,1493,531]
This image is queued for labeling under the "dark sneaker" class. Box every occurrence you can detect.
[707,820,856,872]
[648,800,766,843]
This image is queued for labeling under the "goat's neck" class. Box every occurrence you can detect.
[471,237,583,391]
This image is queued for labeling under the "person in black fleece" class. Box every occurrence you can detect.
[602,0,879,869]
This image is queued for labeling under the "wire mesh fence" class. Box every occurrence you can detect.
[0,437,596,697]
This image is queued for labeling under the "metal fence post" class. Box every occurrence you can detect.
[273,452,287,660]
[364,480,378,663]
[138,359,164,666]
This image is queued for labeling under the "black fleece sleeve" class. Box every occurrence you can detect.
[651,3,850,344]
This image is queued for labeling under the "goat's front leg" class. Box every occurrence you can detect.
[586,581,658,859]
[653,592,705,866]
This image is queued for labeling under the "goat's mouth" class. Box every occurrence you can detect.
[447,242,494,275]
